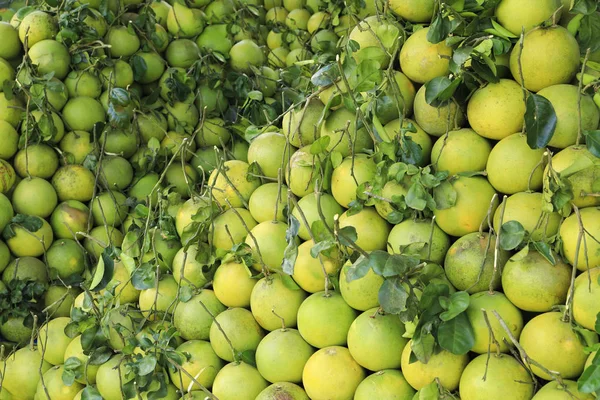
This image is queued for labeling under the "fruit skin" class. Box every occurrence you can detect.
[388,0,434,22]
[256,382,309,400]
[50,200,90,240]
[172,244,210,288]
[354,369,416,400]
[297,291,357,348]
[431,128,492,176]
[0,92,23,128]
[292,192,342,241]
[255,328,315,383]
[6,217,54,257]
[466,291,523,354]
[208,160,261,209]
[169,340,224,392]
[229,39,265,73]
[292,240,342,293]
[413,85,465,136]
[347,307,408,371]
[209,307,265,362]
[434,176,498,237]
[0,22,21,59]
[248,182,288,223]
[210,207,257,251]
[339,264,383,311]
[212,362,268,400]
[387,218,450,264]
[509,26,580,93]
[466,79,526,141]
[282,99,324,148]
[247,131,293,179]
[573,267,600,331]
[348,15,402,68]
[302,346,366,400]
[1,347,52,400]
[339,207,391,252]
[96,355,134,400]
[399,27,453,84]
[502,249,571,312]
[320,108,373,157]
[486,133,547,194]
[331,154,377,208]
[459,353,534,400]
[560,207,600,271]
[495,0,562,35]
[400,340,469,391]
[173,290,226,341]
[383,119,432,166]
[246,220,294,272]
[532,379,595,400]
[28,39,71,80]
[537,84,600,149]
[520,311,597,379]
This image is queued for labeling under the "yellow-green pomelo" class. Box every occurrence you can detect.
[388,0,434,22]
[466,291,523,354]
[100,60,134,89]
[96,355,134,400]
[0,192,13,233]
[459,353,534,400]
[28,39,70,79]
[0,22,21,59]
[194,118,229,148]
[297,291,358,348]
[173,290,226,340]
[292,240,342,293]
[0,92,23,128]
[573,267,600,330]
[0,316,32,344]
[502,249,571,312]
[348,15,402,68]
[561,207,600,271]
[519,311,596,379]
[256,382,309,400]
[400,340,469,391]
[302,346,365,400]
[50,200,89,239]
[83,226,123,259]
[413,85,465,136]
[1,347,51,400]
[382,118,433,166]
[59,131,94,164]
[387,218,450,264]
[64,70,102,98]
[285,145,324,197]
[138,274,178,319]
[495,0,562,35]
[265,5,288,23]
[377,71,417,123]
[6,217,53,257]
[47,238,85,280]
[486,133,547,194]
[245,220,294,272]
[175,196,213,237]
[546,145,600,209]
[339,207,391,252]
[247,131,294,179]
[21,110,65,144]
[91,190,128,227]
[354,369,416,400]
[282,99,325,148]
[37,317,71,365]
[0,120,18,160]
[331,154,377,208]
[538,84,600,148]
[509,26,580,92]
[44,285,79,318]
[434,176,498,237]
[98,156,133,190]
[105,25,140,57]
[212,362,268,400]
[256,328,315,383]
[0,239,10,273]
[62,97,105,133]
[14,143,60,179]
[229,39,265,73]
[165,163,199,198]
[307,11,330,34]
[399,27,452,84]
[347,307,407,371]
[209,307,265,362]
[169,340,224,391]
[268,47,289,68]
[34,365,83,400]
[320,108,373,157]
[248,183,289,223]
[2,256,48,284]
[99,127,139,158]
[160,131,196,161]
[172,244,210,288]
[431,128,492,175]
[373,179,410,222]
[213,261,257,308]
[466,79,526,140]
[250,273,307,331]
[11,177,57,218]
[292,192,342,241]
[532,379,595,400]
[18,10,57,48]
[209,160,261,209]
[494,192,563,241]
[63,335,99,384]
[210,207,257,251]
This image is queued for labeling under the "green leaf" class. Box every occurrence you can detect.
[584,130,600,158]
[311,64,339,87]
[131,54,148,82]
[433,181,457,210]
[525,94,557,149]
[425,77,455,106]
[530,241,556,265]
[411,329,436,364]
[439,291,470,321]
[378,277,409,314]
[89,249,115,292]
[596,313,600,333]
[417,382,440,400]
[579,358,600,394]
[131,263,156,290]
[437,312,475,355]
[578,12,600,53]
[12,214,43,232]
[345,255,373,282]
[337,226,358,247]
[239,350,256,366]
[282,215,300,275]
[500,221,526,251]
[137,355,157,376]
[378,254,421,277]
[310,135,331,155]
[572,0,598,15]
[405,182,428,211]
[81,386,103,400]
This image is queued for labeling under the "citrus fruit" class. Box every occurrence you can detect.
[63,335,100,384]
[285,145,324,197]
[212,362,268,400]
[348,15,402,68]
[11,177,57,218]
[138,274,178,319]
[292,240,342,293]
[208,160,261,209]
[96,355,134,400]
[209,307,265,362]
[14,143,60,179]
[28,39,70,79]
[248,182,289,223]
[91,190,128,227]
[560,206,600,271]
[83,226,123,259]
[1,347,52,400]
[354,369,415,399]
[173,290,226,340]
[37,317,71,365]
[331,154,377,208]
[64,70,102,98]
[413,85,465,136]
[0,22,21,59]
[247,131,294,179]
[292,192,342,241]
[169,340,224,391]
[105,25,140,57]
[495,0,562,35]
[172,244,210,288]
[47,238,85,279]
[382,118,433,166]
[50,200,89,239]
[195,118,230,147]
[62,97,105,132]
[399,27,453,84]
[431,128,492,175]
[18,10,57,48]
[213,261,257,308]
[573,267,600,330]
[387,218,450,263]
[388,0,434,22]
[0,92,23,128]
[320,108,373,157]
[6,216,53,257]
[229,39,265,73]
[0,120,18,160]
[245,220,293,272]
[2,256,48,284]
[532,379,595,400]
[256,383,309,400]
[256,328,314,383]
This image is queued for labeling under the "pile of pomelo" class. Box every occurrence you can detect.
[0,0,600,399]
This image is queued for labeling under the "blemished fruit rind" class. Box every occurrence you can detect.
[302,346,366,400]
[466,79,526,141]
[560,207,600,271]
[347,308,407,371]
[465,291,524,354]
[502,249,571,312]
[401,340,469,391]
[354,369,416,400]
[459,353,534,400]
[519,311,597,380]
[509,26,580,93]
[256,382,309,400]
[296,291,358,348]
